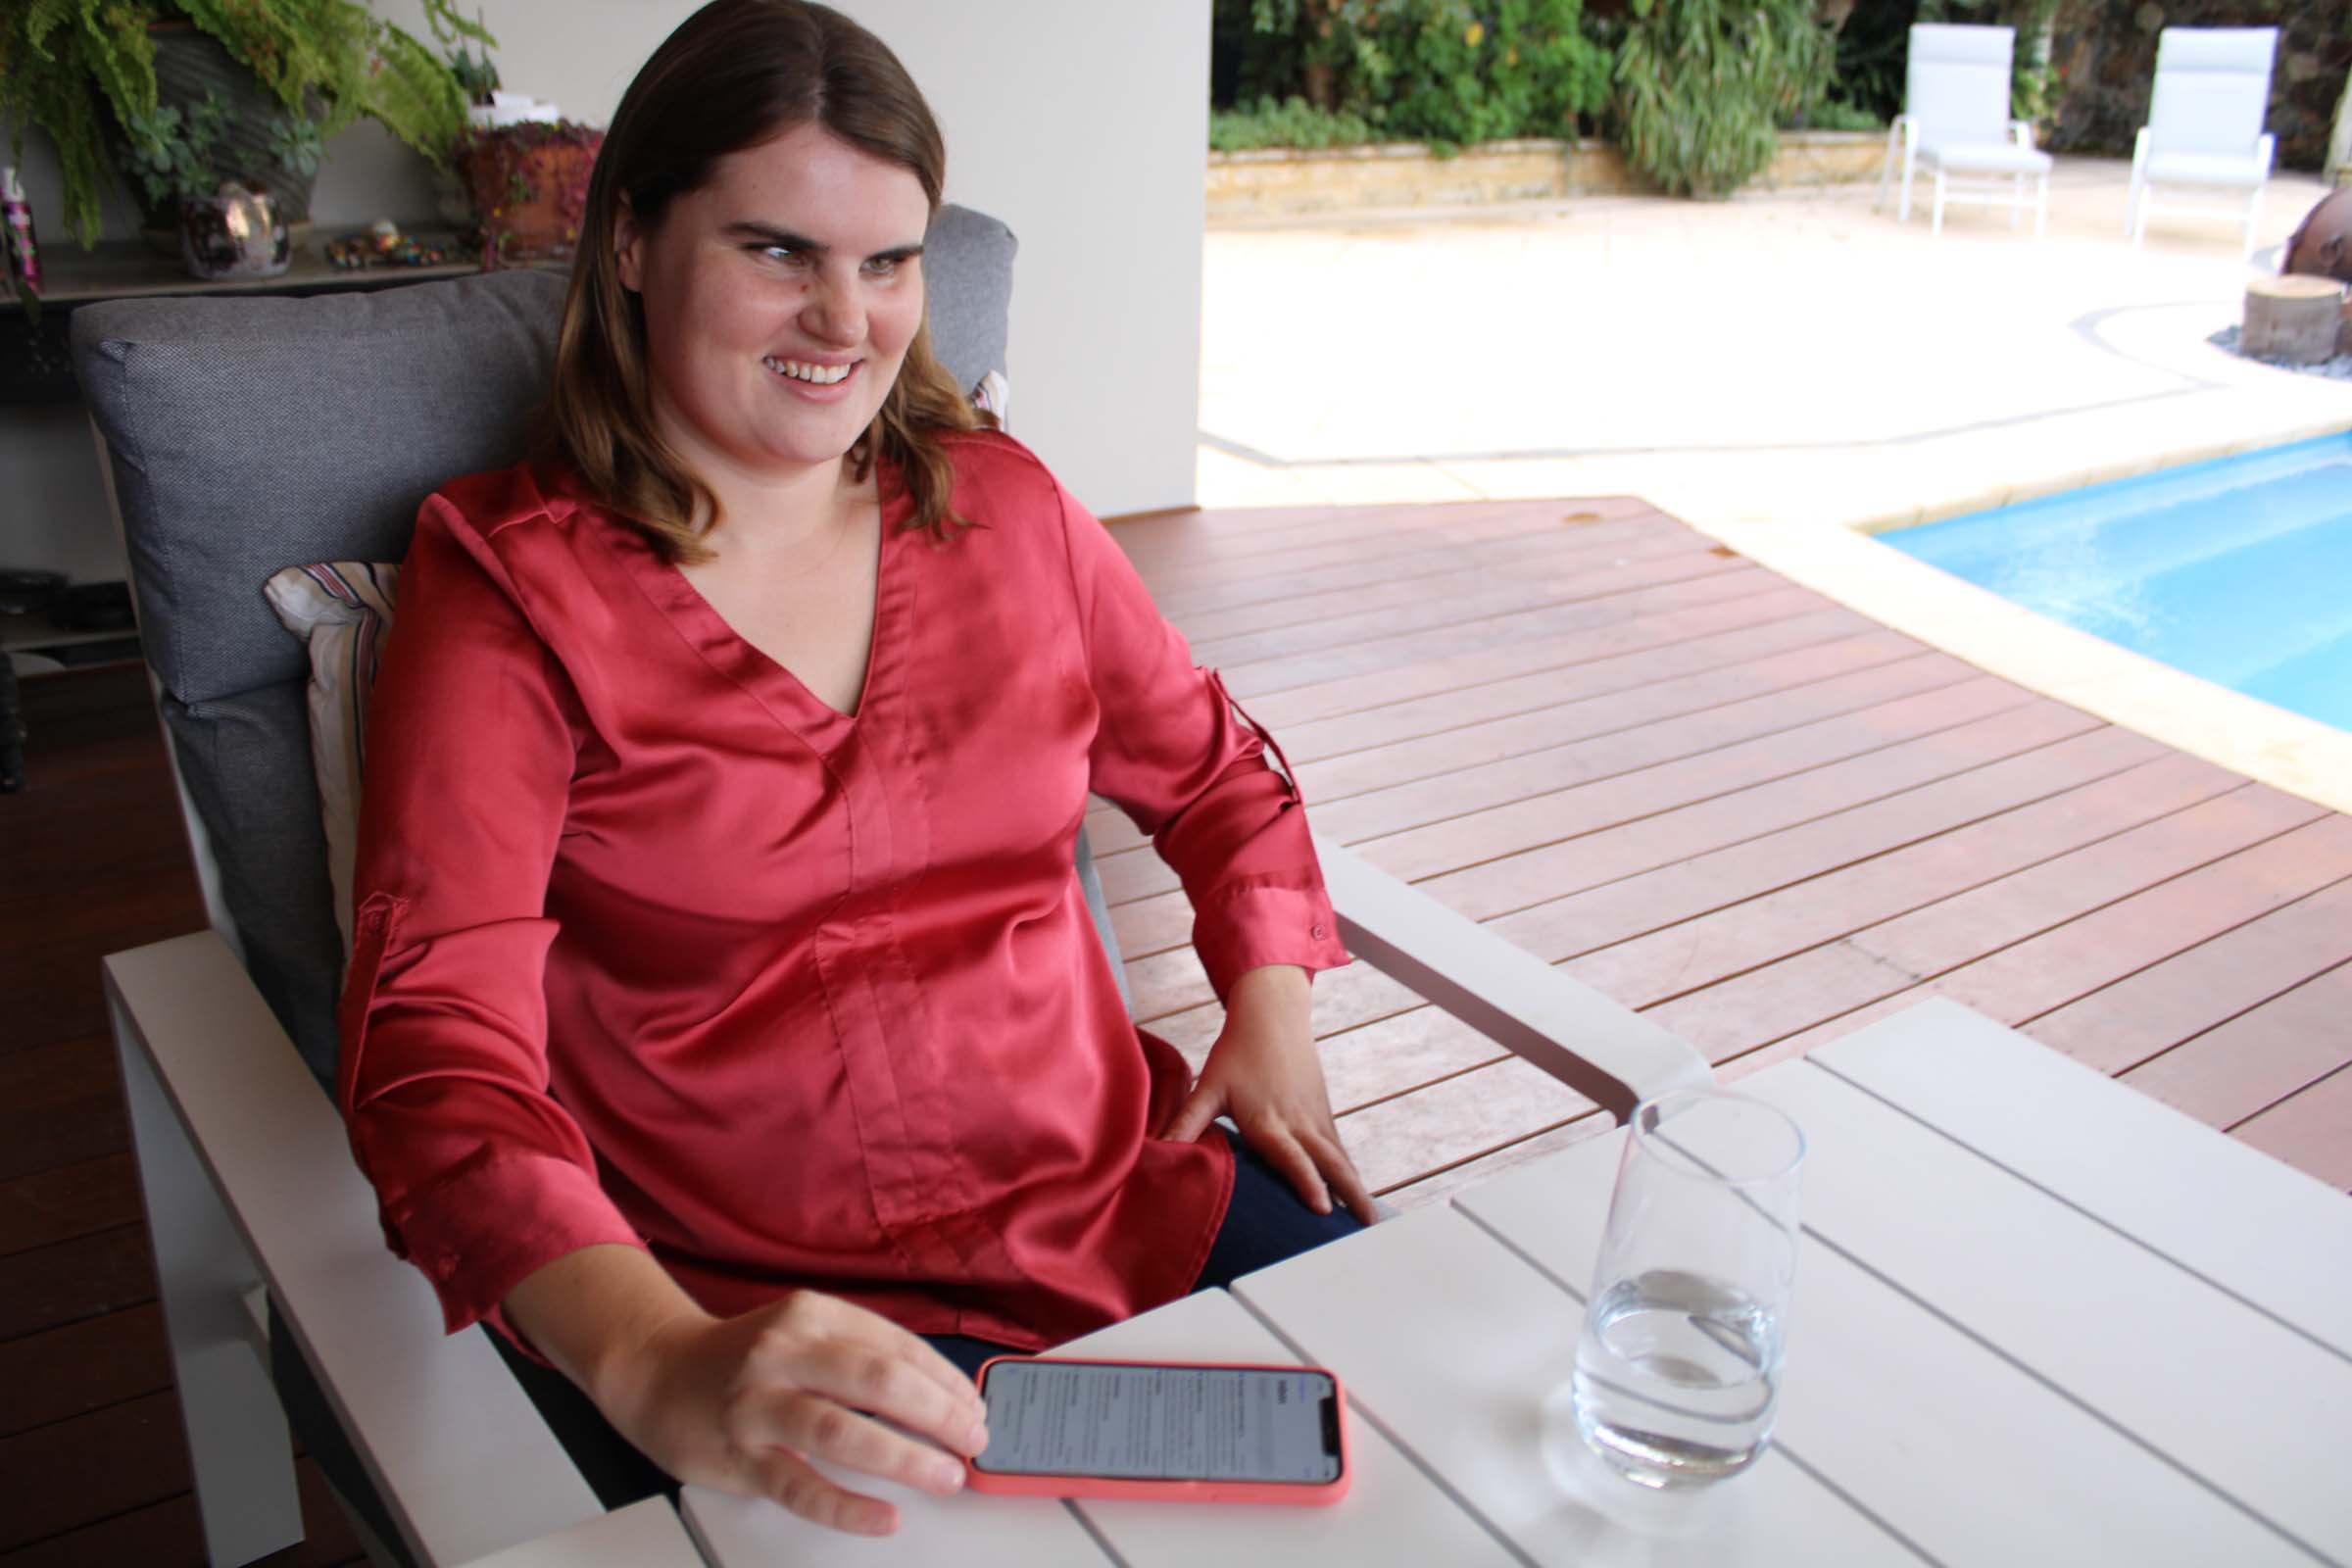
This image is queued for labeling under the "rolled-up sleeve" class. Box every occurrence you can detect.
[337,498,645,1335]
[1056,480,1351,1001]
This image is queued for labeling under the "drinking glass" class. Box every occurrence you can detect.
[1571,1088,1805,1489]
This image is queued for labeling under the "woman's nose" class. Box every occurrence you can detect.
[801,272,865,346]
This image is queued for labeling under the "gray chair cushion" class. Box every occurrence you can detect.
[72,206,1024,1089]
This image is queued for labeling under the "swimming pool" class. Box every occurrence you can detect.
[1886,431,2352,733]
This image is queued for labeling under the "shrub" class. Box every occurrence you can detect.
[1794,98,1887,132]
[1211,96,1380,151]
[1615,0,1834,197]
[1220,0,1612,149]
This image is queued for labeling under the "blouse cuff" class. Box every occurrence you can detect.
[384,1151,648,1335]
[1192,874,1352,1003]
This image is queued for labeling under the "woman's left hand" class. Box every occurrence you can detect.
[1158,964,1379,1226]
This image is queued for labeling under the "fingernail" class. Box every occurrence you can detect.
[968,1419,991,1453]
[933,1458,966,1492]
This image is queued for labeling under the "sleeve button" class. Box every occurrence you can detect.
[1310,923,1328,940]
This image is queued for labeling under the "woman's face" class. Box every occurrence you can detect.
[616,121,931,491]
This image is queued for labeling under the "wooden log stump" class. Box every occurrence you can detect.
[2244,275,2347,365]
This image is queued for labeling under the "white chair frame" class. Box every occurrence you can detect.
[103,392,1711,1566]
[1879,23,2051,239]
[1882,114,2051,237]
[2125,27,2280,259]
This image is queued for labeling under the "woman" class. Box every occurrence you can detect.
[341,0,1369,1540]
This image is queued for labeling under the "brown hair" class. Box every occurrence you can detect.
[536,0,990,562]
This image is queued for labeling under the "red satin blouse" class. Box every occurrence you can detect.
[337,431,1349,1350]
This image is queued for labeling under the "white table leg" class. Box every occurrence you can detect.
[115,994,305,1566]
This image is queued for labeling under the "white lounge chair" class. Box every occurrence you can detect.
[2127,26,2278,257]
[1882,24,2052,238]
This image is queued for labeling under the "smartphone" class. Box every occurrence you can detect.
[964,1355,1350,1505]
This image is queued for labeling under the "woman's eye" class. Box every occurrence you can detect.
[759,245,806,266]
[862,257,900,279]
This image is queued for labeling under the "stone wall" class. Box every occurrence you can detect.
[2046,2,2349,172]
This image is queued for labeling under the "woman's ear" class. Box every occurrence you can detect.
[614,196,646,294]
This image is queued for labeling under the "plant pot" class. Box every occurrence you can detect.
[180,182,290,280]
[460,126,604,270]
[132,24,318,256]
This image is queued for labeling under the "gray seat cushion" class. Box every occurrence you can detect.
[73,206,1023,1088]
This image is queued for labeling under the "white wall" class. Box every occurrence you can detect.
[3,1,1206,584]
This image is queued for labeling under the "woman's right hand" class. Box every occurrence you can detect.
[507,1245,988,1535]
[612,1290,990,1535]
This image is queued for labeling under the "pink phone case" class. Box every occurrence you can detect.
[963,1355,1352,1506]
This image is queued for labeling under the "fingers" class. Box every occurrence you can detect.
[1159,1082,1227,1145]
[735,1379,970,1500]
[1258,1126,1335,1216]
[757,1298,988,1457]
[1304,1126,1382,1227]
[747,1444,899,1538]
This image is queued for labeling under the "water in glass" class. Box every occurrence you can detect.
[1573,1267,1783,1486]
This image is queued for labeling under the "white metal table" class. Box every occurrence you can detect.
[677,998,2352,1567]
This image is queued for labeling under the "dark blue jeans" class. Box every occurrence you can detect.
[922,1126,1364,1379]
[495,1127,1364,1504]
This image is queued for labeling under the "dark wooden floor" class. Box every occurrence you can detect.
[5,494,2348,1559]
[0,668,363,1566]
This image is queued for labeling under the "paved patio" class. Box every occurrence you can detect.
[1198,155,2352,815]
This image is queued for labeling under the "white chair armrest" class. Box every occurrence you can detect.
[2257,131,2277,176]
[106,932,605,1568]
[2009,119,2035,147]
[1313,834,1712,1118]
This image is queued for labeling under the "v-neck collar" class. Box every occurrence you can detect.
[591,462,918,740]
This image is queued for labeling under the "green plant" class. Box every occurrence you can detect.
[1615,0,1834,197]
[429,4,500,106]
[1210,94,1379,150]
[2,0,496,247]
[1794,97,1885,132]
[117,89,323,205]
[1220,0,1612,148]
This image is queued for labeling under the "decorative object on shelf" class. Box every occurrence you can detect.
[0,1,495,251]
[457,120,605,270]
[120,89,293,278]
[325,220,454,270]
[2,165,40,318]
[3,168,40,293]
[179,180,290,280]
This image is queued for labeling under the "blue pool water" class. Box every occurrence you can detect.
[1887,432,2352,733]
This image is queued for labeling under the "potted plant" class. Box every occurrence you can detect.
[118,89,315,278]
[456,119,605,270]
[1,0,494,250]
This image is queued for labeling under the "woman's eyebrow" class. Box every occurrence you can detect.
[722,221,924,263]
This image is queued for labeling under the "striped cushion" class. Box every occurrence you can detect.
[263,561,400,954]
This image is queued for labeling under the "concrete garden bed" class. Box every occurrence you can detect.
[1206,131,1886,220]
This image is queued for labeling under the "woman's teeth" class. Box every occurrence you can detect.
[763,357,853,385]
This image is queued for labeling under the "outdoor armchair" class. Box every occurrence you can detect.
[2127,26,2279,257]
[1882,24,2053,238]
[74,220,1709,1568]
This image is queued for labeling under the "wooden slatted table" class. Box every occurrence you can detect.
[673,998,2352,1567]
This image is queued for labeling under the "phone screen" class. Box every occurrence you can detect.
[972,1360,1343,1485]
